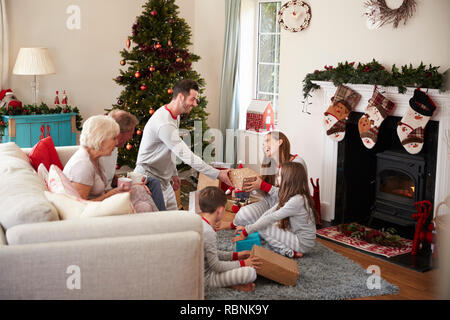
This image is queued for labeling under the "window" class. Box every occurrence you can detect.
[256,1,281,115]
[238,0,281,130]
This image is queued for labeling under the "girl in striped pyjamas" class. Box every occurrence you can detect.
[232,162,317,258]
[218,131,309,231]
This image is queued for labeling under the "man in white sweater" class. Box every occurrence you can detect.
[135,79,232,210]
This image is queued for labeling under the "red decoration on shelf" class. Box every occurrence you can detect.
[246,100,275,133]
[61,90,68,105]
[54,91,60,105]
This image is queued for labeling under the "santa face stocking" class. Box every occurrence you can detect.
[358,88,395,149]
[323,85,361,142]
[397,88,436,154]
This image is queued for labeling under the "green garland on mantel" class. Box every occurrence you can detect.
[302,59,449,100]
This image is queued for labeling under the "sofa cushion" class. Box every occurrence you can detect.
[37,163,50,187]
[44,191,134,220]
[47,165,81,198]
[82,192,134,218]
[44,192,86,220]
[28,136,64,171]
[0,143,59,230]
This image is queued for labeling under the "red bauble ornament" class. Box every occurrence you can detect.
[116,164,121,170]
[150,10,157,16]
[149,65,156,72]
[126,143,132,150]
[140,85,147,91]
[136,129,142,136]
[168,39,172,47]
[149,108,155,115]
[155,43,162,49]
[167,88,173,95]
[176,57,183,63]
[126,38,131,49]
[135,71,141,78]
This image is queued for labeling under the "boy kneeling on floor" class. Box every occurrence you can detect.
[199,186,262,292]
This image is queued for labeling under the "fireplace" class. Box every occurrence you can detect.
[314,81,449,231]
[333,111,438,238]
[371,151,425,227]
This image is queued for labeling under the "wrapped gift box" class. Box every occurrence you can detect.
[251,245,299,286]
[229,168,259,190]
[234,232,262,252]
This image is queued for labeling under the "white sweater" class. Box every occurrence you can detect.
[135,106,220,187]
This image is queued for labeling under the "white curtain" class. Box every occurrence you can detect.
[218,0,241,163]
[219,0,241,134]
[0,0,8,90]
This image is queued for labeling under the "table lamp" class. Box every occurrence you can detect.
[12,47,56,106]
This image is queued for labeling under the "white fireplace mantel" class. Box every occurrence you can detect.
[312,81,450,222]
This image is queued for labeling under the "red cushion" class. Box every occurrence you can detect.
[29,136,64,171]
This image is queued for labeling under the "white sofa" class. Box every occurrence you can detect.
[0,143,204,300]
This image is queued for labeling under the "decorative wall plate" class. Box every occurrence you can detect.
[278,0,311,32]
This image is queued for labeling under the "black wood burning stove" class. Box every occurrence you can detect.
[370,151,425,227]
[333,112,438,237]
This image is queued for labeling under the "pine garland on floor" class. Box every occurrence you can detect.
[337,222,406,248]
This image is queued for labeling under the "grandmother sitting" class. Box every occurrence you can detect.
[63,115,158,212]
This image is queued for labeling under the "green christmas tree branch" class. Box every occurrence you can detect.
[110,0,211,170]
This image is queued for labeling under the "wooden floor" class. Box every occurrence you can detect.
[318,238,439,300]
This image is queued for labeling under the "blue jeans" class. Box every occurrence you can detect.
[146,177,166,211]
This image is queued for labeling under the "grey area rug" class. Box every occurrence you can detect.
[205,230,399,300]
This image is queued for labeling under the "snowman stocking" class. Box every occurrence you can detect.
[358,88,395,149]
[323,85,361,142]
[397,88,436,154]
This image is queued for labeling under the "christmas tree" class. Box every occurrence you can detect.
[112,0,209,170]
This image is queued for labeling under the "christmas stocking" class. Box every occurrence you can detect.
[358,87,395,149]
[323,85,361,142]
[397,88,436,154]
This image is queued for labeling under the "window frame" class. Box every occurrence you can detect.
[255,0,281,118]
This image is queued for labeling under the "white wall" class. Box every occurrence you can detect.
[276,0,450,184]
[5,0,449,183]
[5,0,224,129]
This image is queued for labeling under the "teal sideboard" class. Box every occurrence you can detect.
[0,113,77,148]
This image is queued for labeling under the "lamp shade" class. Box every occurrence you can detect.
[12,47,56,75]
